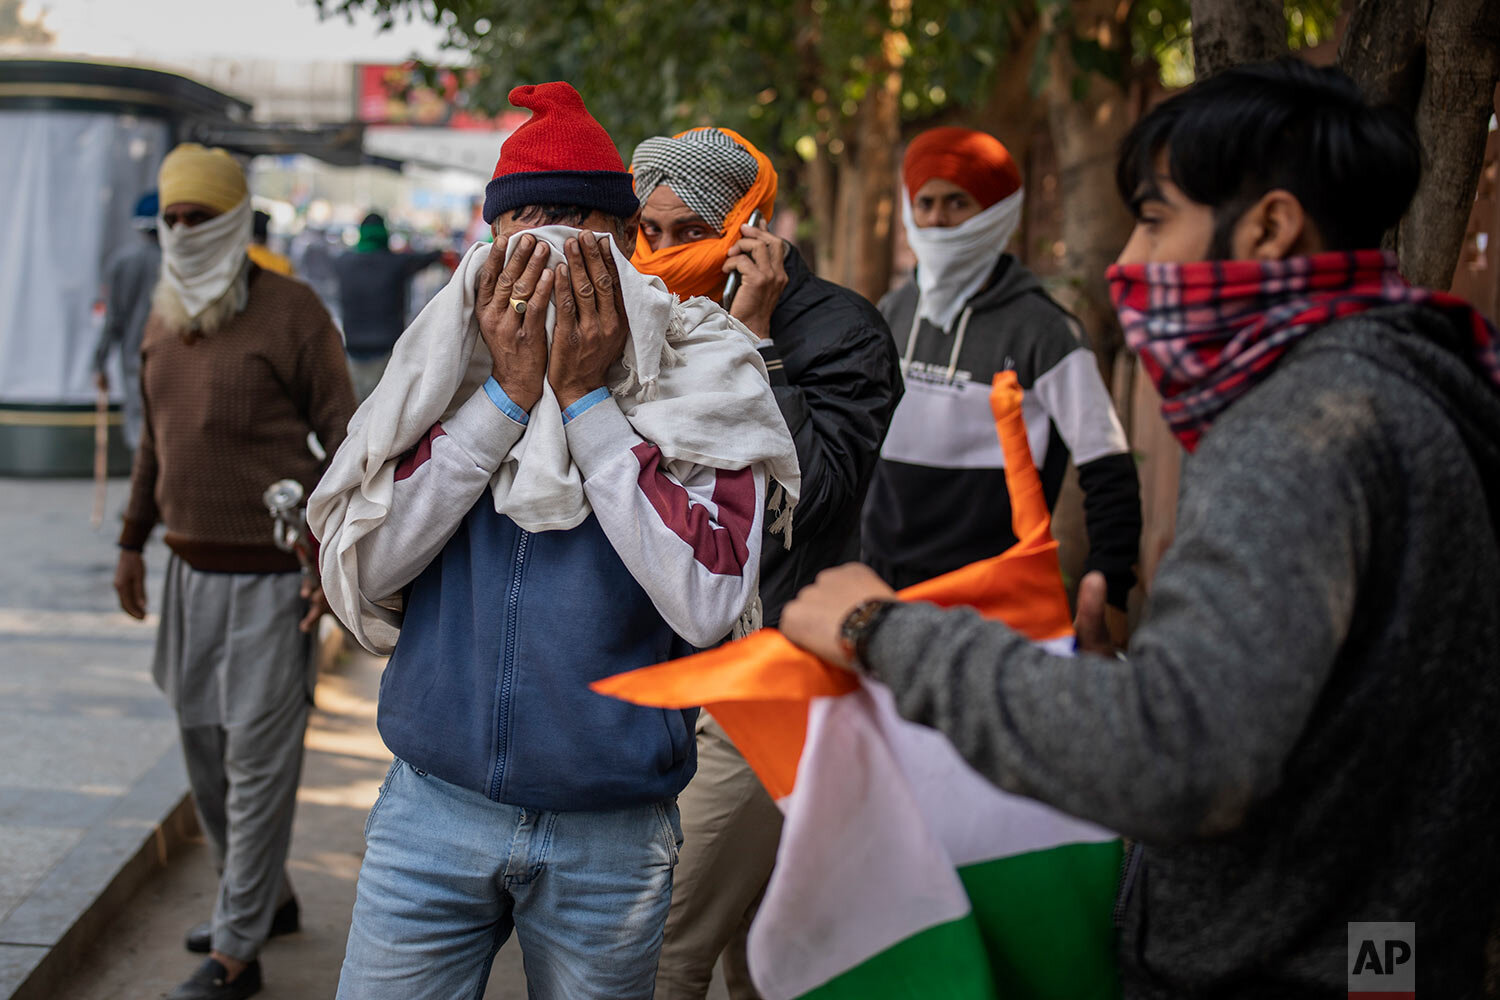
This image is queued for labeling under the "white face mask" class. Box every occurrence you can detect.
[157,196,252,321]
[901,187,1025,333]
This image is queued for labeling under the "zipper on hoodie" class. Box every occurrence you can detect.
[490,527,530,801]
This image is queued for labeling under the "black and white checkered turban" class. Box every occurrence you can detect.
[631,129,759,234]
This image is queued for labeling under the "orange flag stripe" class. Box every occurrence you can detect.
[592,372,1073,800]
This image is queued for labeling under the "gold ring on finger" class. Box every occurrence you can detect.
[510,298,528,315]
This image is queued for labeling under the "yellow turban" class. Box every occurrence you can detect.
[158,144,247,215]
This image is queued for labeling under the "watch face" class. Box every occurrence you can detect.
[841,599,882,646]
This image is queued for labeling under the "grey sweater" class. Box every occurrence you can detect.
[862,305,1500,998]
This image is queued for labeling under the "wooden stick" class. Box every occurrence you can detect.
[91,383,109,529]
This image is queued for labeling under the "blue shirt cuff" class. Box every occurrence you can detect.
[561,387,611,425]
[483,376,529,426]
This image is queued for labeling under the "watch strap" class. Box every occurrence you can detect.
[840,598,899,668]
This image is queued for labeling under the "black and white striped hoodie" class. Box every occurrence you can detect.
[860,254,1142,606]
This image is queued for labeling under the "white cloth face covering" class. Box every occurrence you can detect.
[309,226,802,649]
[901,187,1025,333]
[156,196,253,322]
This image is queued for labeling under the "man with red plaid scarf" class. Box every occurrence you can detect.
[778,59,1500,998]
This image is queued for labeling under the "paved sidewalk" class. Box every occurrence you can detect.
[0,477,186,999]
[52,644,537,999]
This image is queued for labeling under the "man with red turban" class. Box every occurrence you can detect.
[861,126,1142,638]
[630,127,903,999]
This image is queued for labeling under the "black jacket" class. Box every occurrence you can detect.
[334,249,444,358]
[757,245,902,625]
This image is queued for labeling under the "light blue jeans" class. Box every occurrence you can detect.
[336,759,683,1000]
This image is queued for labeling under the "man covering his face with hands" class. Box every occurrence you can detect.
[311,83,798,1000]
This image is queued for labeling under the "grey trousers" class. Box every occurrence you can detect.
[180,689,308,960]
[155,557,313,961]
[654,716,782,1000]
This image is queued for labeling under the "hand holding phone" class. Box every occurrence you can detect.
[721,209,767,310]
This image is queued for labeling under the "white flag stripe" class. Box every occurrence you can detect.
[749,689,972,999]
[863,680,1116,868]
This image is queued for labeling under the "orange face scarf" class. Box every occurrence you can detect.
[631,127,778,302]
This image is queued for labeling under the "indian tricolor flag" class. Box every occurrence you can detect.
[596,373,1122,999]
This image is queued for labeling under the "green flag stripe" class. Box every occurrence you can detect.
[800,912,1000,1000]
[959,839,1123,1000]
[795,840,1122,999]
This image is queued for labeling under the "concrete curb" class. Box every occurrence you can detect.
[0,747,198,1000]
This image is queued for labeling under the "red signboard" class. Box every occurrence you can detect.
[357,63,527,131]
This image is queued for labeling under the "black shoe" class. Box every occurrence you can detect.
[184,898,300,954]
[165,958,262,1000]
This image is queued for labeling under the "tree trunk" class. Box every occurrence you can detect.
[850,38,902,302]
[805,139,838,276]
[831,149,859,288]
[1404,0,1500,289]
[971,26,1046,174]
[1042,0,1137,370]
[793,0,837,275]
[1190,0,1287,78]
[1039,0,1145,602]
[1340,0,1500,288]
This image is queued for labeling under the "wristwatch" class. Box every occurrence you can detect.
[839,598,899,669]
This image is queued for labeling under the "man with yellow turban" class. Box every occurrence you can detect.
[631,128,904,1000]
[112,143,356,1000]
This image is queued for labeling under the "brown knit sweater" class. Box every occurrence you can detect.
[121,265,357,573]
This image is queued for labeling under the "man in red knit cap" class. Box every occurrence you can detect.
[312,82,797,999]
[861,126,1141,642]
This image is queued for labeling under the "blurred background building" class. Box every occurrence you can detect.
[0,59,238,476]
[1,0,512,473]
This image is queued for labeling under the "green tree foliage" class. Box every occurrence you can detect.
[324,0,1342,176]
[321,0,1017,183]
[1130,0,1341,86]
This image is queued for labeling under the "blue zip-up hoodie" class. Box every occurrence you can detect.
[376,489,699,811]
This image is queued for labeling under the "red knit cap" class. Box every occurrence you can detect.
[483,82,639,224]
[902,126,1022,209]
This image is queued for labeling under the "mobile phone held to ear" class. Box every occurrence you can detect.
[721,209,767,311]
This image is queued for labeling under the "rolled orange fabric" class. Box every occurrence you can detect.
[631,127,778,302]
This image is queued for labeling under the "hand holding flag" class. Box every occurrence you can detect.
[593,372,1123,999]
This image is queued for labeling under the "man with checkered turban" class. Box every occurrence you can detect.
[631,127,904,1000]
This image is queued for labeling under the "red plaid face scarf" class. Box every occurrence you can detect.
[1107,250,1500,452]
